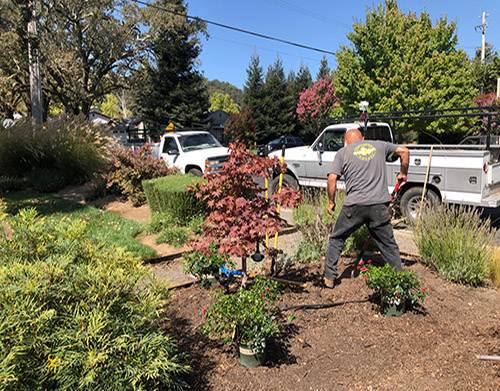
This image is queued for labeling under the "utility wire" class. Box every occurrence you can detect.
[131,0,335,55]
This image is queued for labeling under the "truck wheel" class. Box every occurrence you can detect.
[272,174,299,194]
[187,168,203,177]
[400,187,439,220]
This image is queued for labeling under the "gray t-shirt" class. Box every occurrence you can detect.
[330,140,398,206]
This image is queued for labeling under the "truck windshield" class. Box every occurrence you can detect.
[179,134,222,152]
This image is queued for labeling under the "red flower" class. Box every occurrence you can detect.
[357,266,361,270]
[202,309,207,315]
[360,260,365,265]
[421,288,426,292]
[367,260,372,264]
[265,287,270,291]
[364,276,368,282]
[260,293,266,297]
[361,267,366,272]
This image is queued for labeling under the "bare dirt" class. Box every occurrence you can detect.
[57,186,500,390]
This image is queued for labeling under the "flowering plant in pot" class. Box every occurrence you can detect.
[202,277,280,366]
[182,243,232,288]
[359,261,426,315]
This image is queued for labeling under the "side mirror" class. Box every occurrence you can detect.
[167,149,179,155]
[318,142,324,154]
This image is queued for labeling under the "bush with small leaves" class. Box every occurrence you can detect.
[0,208,189,390]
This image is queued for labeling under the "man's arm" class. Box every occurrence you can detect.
[327,173,338,215]
[393,146,409,186]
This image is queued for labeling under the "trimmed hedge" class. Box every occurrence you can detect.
[143,174,207,225]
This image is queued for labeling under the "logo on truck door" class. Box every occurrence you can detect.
[353,143,376,161]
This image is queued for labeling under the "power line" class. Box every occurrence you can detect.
[131,0,335,55]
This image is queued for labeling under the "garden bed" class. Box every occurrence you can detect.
[164,258,500,391]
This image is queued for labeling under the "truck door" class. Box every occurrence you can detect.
[305,129,346,180]
[160,136,180,168]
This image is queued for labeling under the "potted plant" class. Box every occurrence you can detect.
[359,261,426,316]
[202,277,281,367]
[182,243,231,288]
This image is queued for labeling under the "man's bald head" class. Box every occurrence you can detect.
[345,128,364,145]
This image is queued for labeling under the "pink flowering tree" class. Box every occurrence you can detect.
[296,75,338,136]
[474,93,500,134]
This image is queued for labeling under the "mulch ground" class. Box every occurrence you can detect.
[164,257,500,391]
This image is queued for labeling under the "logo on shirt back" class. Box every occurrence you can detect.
[353,143,376,161]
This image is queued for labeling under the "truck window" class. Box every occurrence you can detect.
[162,137,178,154]
[324,130,345,151]
[179,133,222,152]
[364,125,392,142]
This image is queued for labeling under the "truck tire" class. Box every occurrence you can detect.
[272,174,299,194]
[400,187,439,220]
[187,168,203,177]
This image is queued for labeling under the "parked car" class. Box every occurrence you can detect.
[257,136,304,157]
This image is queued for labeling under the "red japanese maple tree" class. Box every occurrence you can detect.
[190,141,302,278]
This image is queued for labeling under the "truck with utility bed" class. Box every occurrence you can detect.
[269,107,500,219]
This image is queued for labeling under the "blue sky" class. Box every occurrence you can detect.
[186,0,499,89]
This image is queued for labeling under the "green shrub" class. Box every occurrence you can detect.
[143,174,207,224]
[145,212,176,234]
[413,203,497,286]
[155,226,189,247]
[295,240,323,263]
[0,208,189,390]
[0,176,26,192]
[27,168,68,193]
[0,116,110,188]
[105,144,178,206]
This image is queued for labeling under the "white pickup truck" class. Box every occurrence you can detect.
[155,131,229,176]
[269,121,500,218]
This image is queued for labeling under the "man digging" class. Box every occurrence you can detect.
[324,128,409,288]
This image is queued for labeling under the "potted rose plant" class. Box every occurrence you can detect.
[359,261,426,316]
[182,243,231,288]
[202,277,281,367]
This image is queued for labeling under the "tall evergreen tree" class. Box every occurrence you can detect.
[471,43,500,95]
[243,53,266,143]
[288,63,313,138]
[133,0,208,132]
[261,56,293,141]
[316,56,331,80]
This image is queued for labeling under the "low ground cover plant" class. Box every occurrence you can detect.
[203,277,281,353]
[414,202,497,286]
[360,262,426,306]
[155,226,189,247]
[0,206,189,390]
[0,116,109,192]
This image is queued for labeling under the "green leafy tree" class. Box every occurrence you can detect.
[209,91,240,114]
[335,0,476,142]
[243,53,266,141]
[0,0,149,116]
[133,0,208,132]
[206,79,243,107]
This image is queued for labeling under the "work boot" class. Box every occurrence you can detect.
[324,277,335,289]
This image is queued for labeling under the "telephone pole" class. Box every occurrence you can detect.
[475,11,489,63]
[27,0,43,128]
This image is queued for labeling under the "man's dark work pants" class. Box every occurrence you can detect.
[324,203,402,281]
